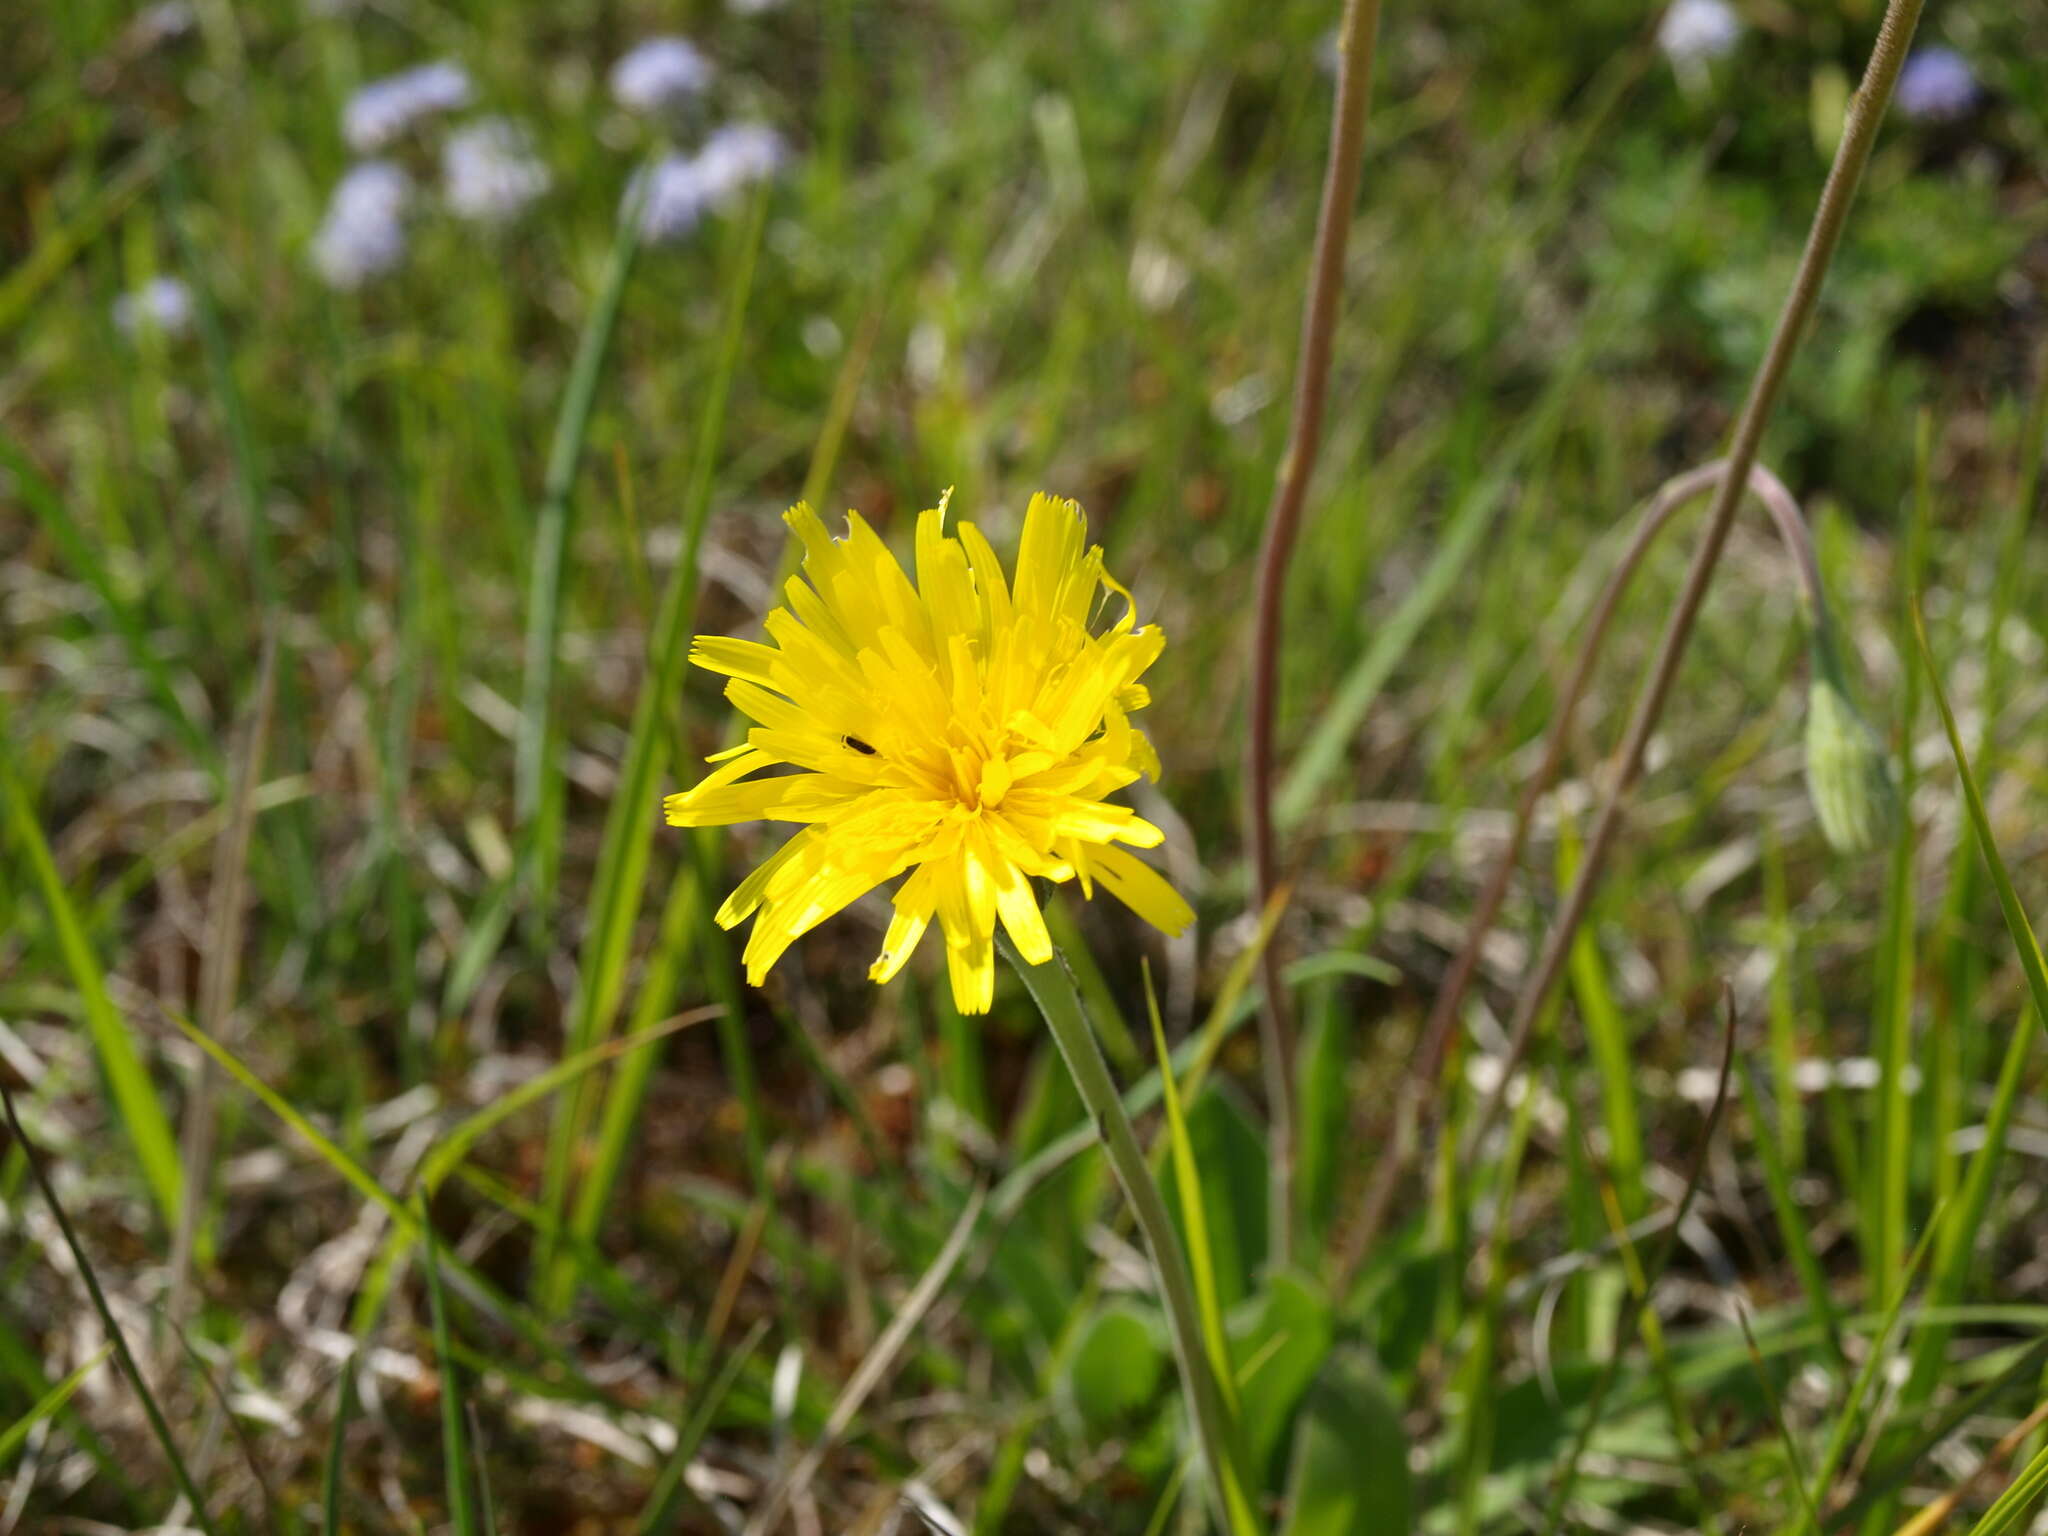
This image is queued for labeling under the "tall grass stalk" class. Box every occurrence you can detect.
[1243,0,1386,1271]
[536,191,769,1313]
[515,211,642,915]
[168,628,278,1326]
[0,717,183,1228]
[1343,459,1813,1275]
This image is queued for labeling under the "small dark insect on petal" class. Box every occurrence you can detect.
[843,735,878,755]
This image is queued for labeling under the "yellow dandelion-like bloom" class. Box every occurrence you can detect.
[665,490,1192,1014]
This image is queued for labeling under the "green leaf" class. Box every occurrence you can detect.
[1294,990,1351,1252]
[0,1344,112,1468]
[419,1196,481,1536]
[1161,1088,1269,1313]
[1913,603,2048,1050]
[1230,1272,1334,1484]
[1278,1350,1411,1536]
[420,1006,717,1193]
[537,194,769,1313]
[0,733,183,1228]
[1147,972,1238,1417]
[1066,1302,1168,1432]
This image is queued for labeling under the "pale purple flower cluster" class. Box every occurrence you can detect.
[126,1,198,50]
[308,29,795,287]
[624,123,789,245]
[1895,47,1980,124]
[1657,0,1741,71]
[312,161,413,289]
[112,276,195,338]
[343,61,473,153]
[608,37,713,116]
[442,118,551,224]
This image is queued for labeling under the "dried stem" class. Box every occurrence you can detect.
[1455,0,1925,1167]
[168,626,279,1329]
[1244,0,1385,1271]
[1337,457,1813,1281]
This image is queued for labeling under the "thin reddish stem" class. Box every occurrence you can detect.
[1244,0,1385,1271]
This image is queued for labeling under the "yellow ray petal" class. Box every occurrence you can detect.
[869,862,939,983]
[1086,844,1194,936]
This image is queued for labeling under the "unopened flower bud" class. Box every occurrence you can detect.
[1804,641,1895,855]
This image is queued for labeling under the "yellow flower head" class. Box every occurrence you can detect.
[666,491,1193,1014]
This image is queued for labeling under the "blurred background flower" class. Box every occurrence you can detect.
[1658,0,1741,90]
[1895,45,1982,122]
[608,36,714,117]
[342,60,473,153]
[111,275,194,339]
[312,160,413,287]
[442,117,551,225]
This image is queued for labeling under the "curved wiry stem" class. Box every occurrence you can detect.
[1335,457,1817,1284]
[1452,0,1924,1169]
[1244,0,1386,1271]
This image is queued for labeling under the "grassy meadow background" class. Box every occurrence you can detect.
[5,0,2048,1530]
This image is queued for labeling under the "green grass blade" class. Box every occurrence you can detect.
[1276,471,1500,830]
[515,206,642,904]
[471,1400,503,1536]
[1734,1305,1823,1532]
[1740,1063,1846,1370]
[0,1316,136,1506]
[1902,1003,2035,1404]
[1788,1193,1954,1536]
[1868,420,1930,1312]
[1826,1333,2048,1531]
[1143,965,1238,1419]
[321,1352,361,1533]
[0,729,183,1227]
[0,434,216,769]
[163,1008,411,1229]
[1558,817,1643,1218]
[419,1195,481,1536]
[161,1009,627,1386]
[636,1319,770,1535]
[1913,603,2048,1046]
[538,192,769,1312]
[1541,999,1736,1532]
[0,1081,218,1534]
[1760,830,1806,1168]
[0,134,174,337]
[1960,1439,2048,1536]
[0,1343,112,1468]
[419,1006,719,1193]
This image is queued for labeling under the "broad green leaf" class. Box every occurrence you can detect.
[1278,1350,1411,1536]
[1066,1302,1168,1431]
[1230,1272,1334,1484]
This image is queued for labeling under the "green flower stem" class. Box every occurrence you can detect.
[1001,936,1263,1536]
